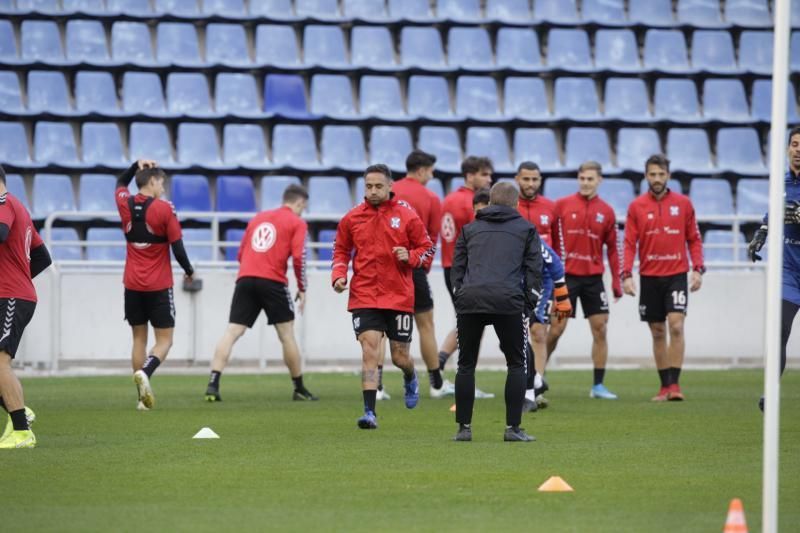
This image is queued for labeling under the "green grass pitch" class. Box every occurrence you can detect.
[3,369,799,532]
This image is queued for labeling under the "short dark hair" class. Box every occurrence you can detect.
[365,164,392,181]
[516,161,540,174]
[645,154,670,173]
[135,167,167,189]
[0,164,5,185]
[789,126,800,146]
[578,161,602,175]
[472,187,490,207]
[406,150,437,173]
[489,182,518,207]
[461,156,493,176]
[282,183,309,203]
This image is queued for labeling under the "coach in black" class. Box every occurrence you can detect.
[450,182,543,442]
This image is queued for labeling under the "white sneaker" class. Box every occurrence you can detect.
[376,389,391,401]
[430,379,455,399]
[474,387,495,399]
[133,370,155,409]
[524,388,536,402]
[136,401,150,411]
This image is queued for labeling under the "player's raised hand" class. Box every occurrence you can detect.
[137,159,158,170]
[623,277,636,297]
[392,246,410,263]
[689,270,702,292]
[295,291,306,314]
[333,277,348,293]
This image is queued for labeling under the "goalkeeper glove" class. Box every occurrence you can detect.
[748,225,767,262]
[553,282,572,320]
[786,200,800,224]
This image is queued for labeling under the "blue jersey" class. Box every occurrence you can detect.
[541,241,564,297]
[764,171,800,304]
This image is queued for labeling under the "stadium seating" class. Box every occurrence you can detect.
[602,179,636,219]
[316,229,337,261]
[66,19,108,63]
[307,176,351,216]
[704,230,748,263]
[264,74,311,117]
[513,128,562,172]
[256,25,300,67]
[667,128,714,174]
[739,31,773,75]
[304,25,347,68]
[81,123,126,167]
[171,174,212,213]
[111,22,153,64]
[75,71,120,115]
[504,77,549,120]
[616,129,661,172]
[456,76,501,119]
[736,178,769,218]
[537,0,578,23]
[129,122,175,165]
[177,123,224,168]
[724,0,771,27]
[677,0,725,26]
[21,20,64,62]
[401,27,446,69]
[360,76,405,119]
[296,0,341,19]
[487,0,531,22]
[438,0,481,21]
[272,125,319,170]
[155,0,199,15]
[223,228,245,261]
[639,179,683,195]
[345,0,389,19]
[49,227,83,261]
[222,124,270,169]
[408,76,453,119]
[86,227,126,261]
[465,127,513,173]
[351,26,395,69]
[654,79,701,121]
[183,228,216,262]
[321,125,367,171]
[427,178,444,199]
[157,23,202,65]
[604,78,650,121]
[203,0,246,16]
[690,178,735,223]
[595,30,640,72]
[495,27,541,70]
[0,122,32,166]
[206,23,249,66]
[703,79,750,122]
[78,174,117,220]
[752,80,800,122]
[0,71,22,112]
[311,74,355,118]
[5,174,30,209]
[35,122,80,166]
[216,175,256,219]
[167,73,213,116]
[261,175,301,210]
[216,73,259,116]
[389,0,432,20]
[448,27,493,70]
[565,128,614,172]
[27,71,71,113]
[644,30,691,73]
[554,77,601,120]
[33,173,76,220]
[546,29,592,71]
[543,178,575,200]
[716,128,767,175]
[417,126,461,173]
[369,126,412,171]
[629,0,673,25]
[692,31,738,74]
[122,72,168,116]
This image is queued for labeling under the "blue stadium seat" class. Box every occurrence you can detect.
[604,78,649,121]
[167,73,212,116]
[154,0,199,15]
[487,0,531,21]
[75,71,119,114]
[582,0,626,24]
[176,123,223,167]
[725,0,771,27]
[351,26,395,69]
[667,128,713,173]
[183,228,216,263]
[311,74,355,118]
[157,23,202,65]
[48,228,82,261]
[389,0,433,19]
[401,27,446,69]
[66,20,109,63]
[639,179,682,195]
[456,76,500,119]
[249,0,294,18]
[616,128,661,172]
[546,29,592,71]
[654,79,701,121]
[692,30,738,73]
[565,128,613,171]
[16,0,60,11]
[82,123,126,167]
[86,228,126,261]
[629,0,674,25]
[344,0,389,19]
[217,175,256,217]
[223,124,269,169]
[536,0,578,23]
[677,0,725,26]
[644,30,691,73]
[35,122,79,165]
[554,77,601,120]
[321,125,366,171]
[739,31,773,74]
[418,126,461,173]
[264,74,310,118]
[203,0,245,16]
[206,23,250,66]
[223,228,245,261]
[448,27,493,69]
[703,79,749,122]
[111,22,154,64]
[427,178,444,199]
[595,30,639,72]
[690,178,734,223]
[793,1,800,27]
[21,20,64,62]
[437,0,481,21]
[32,174,76,219]
[304,25,347,67]
[0,122,32,166]
[216,73,259,116]
[272,125,319,169]
[603,179,635,218]
[704,230,748,263]
[717,128,767,175]
[496,27,541,70]
[408,76,453,119]
[360,76,405,119]
[736,178,768,217]
[316,229,337,261]
[296,0,341,19]
[504,77,549,119]
[793,32,800,73]
[752,80,799,122]
[0,72,22,112]
[261,175,301,210]
[78,174,117,217]
[108,0,153,15]
[513,128,562,172]
[171,174,212,213]
[27,70,71,113]
[369,126,412,171]
[256,25,300,67]
[466,127,512,172]
[129,122,174,165]
[5,174,30,209]
[543,177,576,200]
[0,20,17,62]
[308,176,351,216]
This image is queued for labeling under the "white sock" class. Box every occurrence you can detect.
[533,373,543,390]
[525,388,536,401]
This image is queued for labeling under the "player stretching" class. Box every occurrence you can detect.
[205,184,317,402]
[115,160,195,410]
[0,165,51,448]
[748,126,800,410]
[332,164,434,429]
[623,155,704,401]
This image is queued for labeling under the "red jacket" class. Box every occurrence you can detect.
[440,187,475,268]
[0,192,43,302]
[237,206,307,292]
[623,190,704,277]
[392,177,442,271]
[332,196,435,312]
[553,193,622,298]
[517,195,556,247]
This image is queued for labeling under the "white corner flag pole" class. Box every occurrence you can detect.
[763,1,791,532]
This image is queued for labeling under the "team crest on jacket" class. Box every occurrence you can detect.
[596,213,605,223]
[670,205,679,216]
[540,214,549,226]
[251,222,277,252]
[390,217,401,229]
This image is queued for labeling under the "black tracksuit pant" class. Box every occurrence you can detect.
[456,312,528,427]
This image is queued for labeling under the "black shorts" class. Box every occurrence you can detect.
[352,308,413,343]
[412,268,434,313]
[124,288,175,328]
[639,274,689,323]
[0,298,36,358]
[229,277,294,327]
[566,274,609,318]
[444,267,455,308]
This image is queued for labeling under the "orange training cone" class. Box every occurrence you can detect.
[537,476,574,492]
[723,498,748,533]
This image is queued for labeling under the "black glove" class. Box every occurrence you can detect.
[748,225,768,262]
[786,200,800,224]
